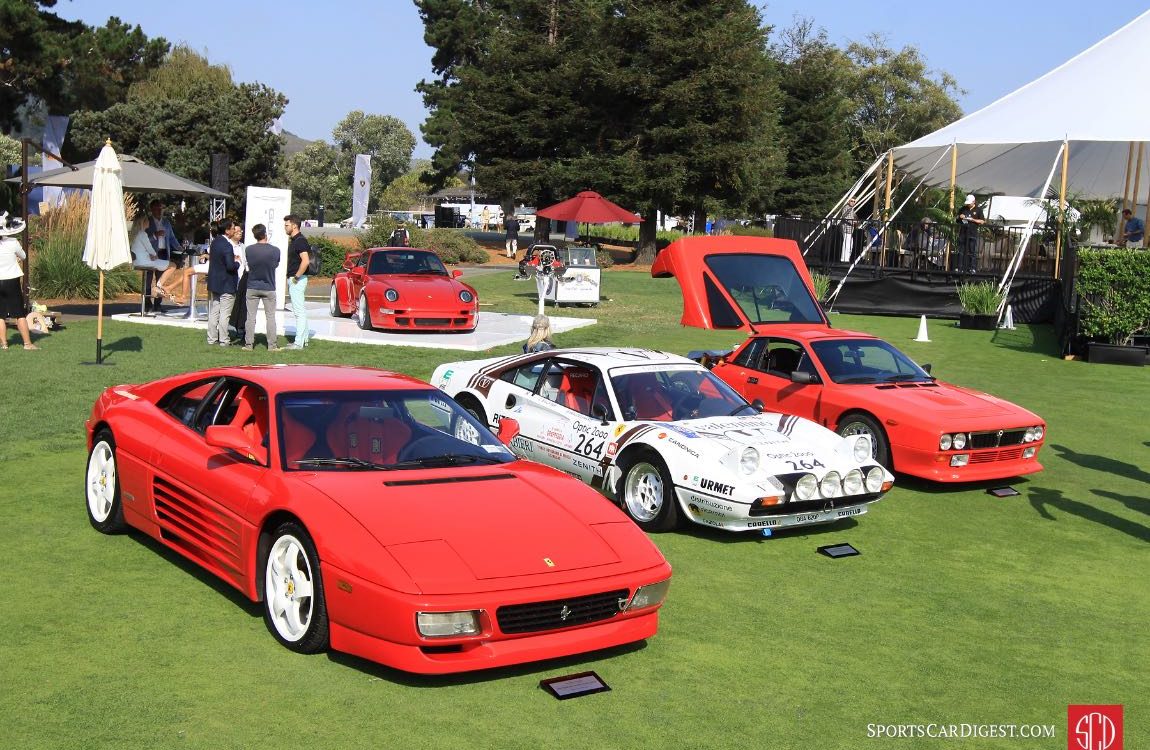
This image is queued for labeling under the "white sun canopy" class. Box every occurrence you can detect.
[893,10,1150,198]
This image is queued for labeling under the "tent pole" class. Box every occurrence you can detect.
[1054,141,1069,279]
[1130,142,1144,236]
[881,150,894,267]
[1120,142,1135,238]
[946,143,958,270]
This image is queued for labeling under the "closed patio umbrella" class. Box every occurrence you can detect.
[82,142,133,364]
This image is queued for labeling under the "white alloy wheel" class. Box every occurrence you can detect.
[85,431,125,533]
[265,533,317,643]
[356,293,371,329]
[624,461,665,523]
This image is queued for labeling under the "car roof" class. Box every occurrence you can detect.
[749,325,880,344]
[542,347,700,369]
[177,365,433,393]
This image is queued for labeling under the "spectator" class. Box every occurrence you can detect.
[504,213,520,258]
[144,199,180,311]
[283,214,312,349]
[241,223,281,351]
[388,222,411,247]
[229,223,249,336]
[956,194,985,273]
[839,197,857,262]
[129,214,180,305]
[206,219,241,346]
[1120,208,1144,248]
[0,213,37,350]
[481,206,491,232]
[523,314,555,353]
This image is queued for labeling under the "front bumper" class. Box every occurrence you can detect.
[894,441,1045,482]
[676,485,879,533]
[371,306,477,331]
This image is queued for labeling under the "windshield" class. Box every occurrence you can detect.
[368,249,448,276]
[277,389,513,471]
[811,339,932,384]
[703,254,824,324]
[611,367,751,422]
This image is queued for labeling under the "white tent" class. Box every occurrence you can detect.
[893,9,1150,199]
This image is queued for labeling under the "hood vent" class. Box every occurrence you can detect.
[383,472,516,488]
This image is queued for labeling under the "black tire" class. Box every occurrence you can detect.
[262,521,329,654]
[86,429,126,534]
[456,395,488,430]
[837,412,891,469]
[329,284,348,318]
[615,452,680,532]
[355,293,373,330]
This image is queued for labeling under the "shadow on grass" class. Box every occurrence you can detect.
[125,528,262,616]
[104,335,144,356]
[990,324,1059,357]
[1050,443,1150,485]
[1028,486,1150,543]
[893,474,1039,496]
[328,638,647,687]
[1092,488,1150,518]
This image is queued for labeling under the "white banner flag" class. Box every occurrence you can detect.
[352,154,372,228]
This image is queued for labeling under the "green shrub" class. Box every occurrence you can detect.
[1075,248,1150,344]
[305,235,354,277]
[810,272,830,301]
[730,224,773,238]
[955,281,1005,316]
[595,249,614,268]
[29,197,139,299]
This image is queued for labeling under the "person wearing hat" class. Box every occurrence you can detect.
[956,194,984,273]
[839,197,858,262]
[0,213,38,350]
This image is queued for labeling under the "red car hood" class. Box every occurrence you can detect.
[862,381,1041,422]
[373,275,469,306]
[308,467,632,593]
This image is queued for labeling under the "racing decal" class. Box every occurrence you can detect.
[665,435,701,458]
[613,424,627,437]
[682,492,735,513]
[509,435,534,454]
[661,423,700,439]
[747,518,783,528]
[436,369,454,391]
[686,475,736,496]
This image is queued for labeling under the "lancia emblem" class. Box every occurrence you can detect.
[544,557,555,567]
[559,604,571,621]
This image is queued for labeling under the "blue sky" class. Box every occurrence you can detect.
[59,1,1148,159]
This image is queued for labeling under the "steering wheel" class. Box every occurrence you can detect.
[667,376,704,420]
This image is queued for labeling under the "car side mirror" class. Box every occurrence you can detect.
[205,425,266,464]
[452,269,463,278]
[496,417,520,446]
[593,402,611,425]
[921,363,932,374]
[751,398,766,413]
[791,371,818,385]
[505,394,517,409]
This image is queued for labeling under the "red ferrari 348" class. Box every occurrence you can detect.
[329,247,479,332]
[84,365,671,674]
[653,236,1046,483]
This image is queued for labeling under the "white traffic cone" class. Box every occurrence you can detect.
[999,305,1016,330]
[914,314,930,342]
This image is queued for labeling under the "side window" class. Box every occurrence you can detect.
[500,359,549,391]
[761,340,805,378]
[538,363,601,417]
[355,252,369,269]
[159,378,222,428]
[733,338,766,369]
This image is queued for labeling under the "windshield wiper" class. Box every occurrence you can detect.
[837,376,879,384]
[292,456,389,470]
[385,453,507,469]
[728,403,758,416]
[884,373,927,382]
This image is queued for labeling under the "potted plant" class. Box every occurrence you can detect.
[1075,248,1150,365]
[955,281,1005,330]
[810,272,831,307]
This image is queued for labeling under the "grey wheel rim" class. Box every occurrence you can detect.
[624,462,664,523]
[840,421,877,458]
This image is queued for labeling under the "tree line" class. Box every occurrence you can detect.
[3,0,962,260]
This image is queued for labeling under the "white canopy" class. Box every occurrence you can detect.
[893,10,1150,198]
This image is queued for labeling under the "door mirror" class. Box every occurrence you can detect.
[451,269,463,278]
[791,371,819,385]
[921,363,932,374]
[496,417,520,446]
[593,402,611,425]
[750,398,766,413]
[205,425,265,464]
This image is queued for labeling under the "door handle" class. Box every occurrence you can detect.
[505,395,517,408]
[747,377,759,384]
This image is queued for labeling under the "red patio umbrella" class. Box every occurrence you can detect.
[536,190,642,224]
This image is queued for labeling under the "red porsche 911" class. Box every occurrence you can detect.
[653,236,1046,483]
[329,247,479,332]
[84,365,671,674]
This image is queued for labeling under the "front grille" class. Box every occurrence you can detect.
[969,446,1025,464]
[414,318,451,327]
[497,589,628,634]
[969,429,1027,449]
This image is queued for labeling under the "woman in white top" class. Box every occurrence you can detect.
[0,213,38,350]
[130,214,179,303]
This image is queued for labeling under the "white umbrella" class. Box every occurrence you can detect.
[82,141,132,364]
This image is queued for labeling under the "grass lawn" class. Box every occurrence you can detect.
[2,268,1146,749]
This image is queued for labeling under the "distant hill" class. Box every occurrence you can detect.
[280,130,313,157]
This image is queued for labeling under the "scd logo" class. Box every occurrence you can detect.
[1068,705,1122,750]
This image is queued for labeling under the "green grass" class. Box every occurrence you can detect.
[2,270,1147,749]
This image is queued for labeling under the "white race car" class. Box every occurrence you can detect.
[432,348,894,534]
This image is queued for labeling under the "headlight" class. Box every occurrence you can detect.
[852,436,871,462]
[865,466,885,493]
[952,432,967,450]
[416,610,481,638]
[739,446,760,475]
[819,471,841,498]
[794,474,818,501]
[626,579,671,611]
[385,288,399,302]
[842,469,863,495]
[1033,426,1044,441]
[939,434,952,451]
[459,289,475,303]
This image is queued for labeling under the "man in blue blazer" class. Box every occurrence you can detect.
[206,219,241,346]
